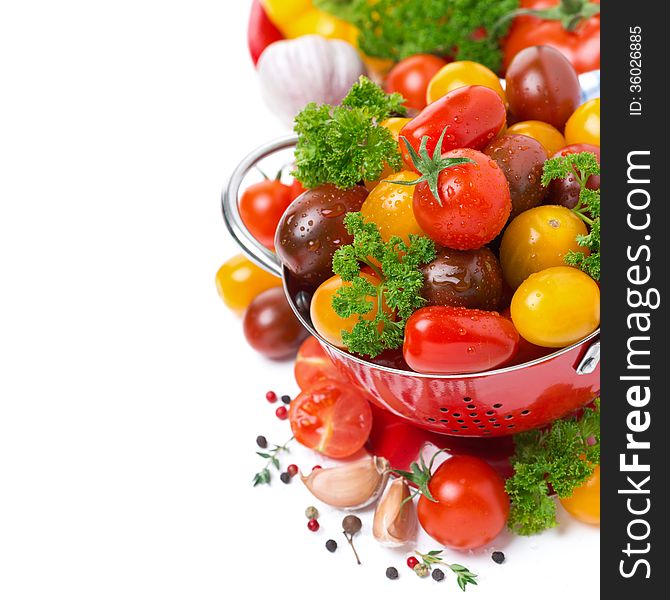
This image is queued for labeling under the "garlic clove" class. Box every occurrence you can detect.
[372,477,418,547]
[300,456,390,510]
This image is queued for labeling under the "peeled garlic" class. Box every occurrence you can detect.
[372,477,418,547]
[300,456,390,510]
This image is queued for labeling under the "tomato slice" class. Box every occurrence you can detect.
[294,336,346,390]
[289,381,373,458]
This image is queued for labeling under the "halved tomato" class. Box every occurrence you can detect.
[289,381,373,458]
[294,336,345,391]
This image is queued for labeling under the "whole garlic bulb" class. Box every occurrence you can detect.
[257,35,367,126]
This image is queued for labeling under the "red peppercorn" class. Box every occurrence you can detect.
[407,556,419,569]
[275,406,288,420]
[312,465,322,471]
[307,519,320,532]
[287,464,298,477]
[266,391,277,403]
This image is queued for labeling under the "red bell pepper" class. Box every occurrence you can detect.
[247,0,284,66]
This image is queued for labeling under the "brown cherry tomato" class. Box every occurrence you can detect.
[546,144,600,209]
[505,45,581,130]
[275,184,368,286]
[483,133,548,219]
[421,246,503,311]
[243,287,307,359]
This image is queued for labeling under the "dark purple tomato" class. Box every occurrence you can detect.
[505,46,581,130]
[545,144,601,209]
[484,134,548,220]
[275,184,368,285]
[421,246,503,311]
[243,287,308,359]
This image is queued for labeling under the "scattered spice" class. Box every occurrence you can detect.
[266,390,277,403]
[305,506,319,520]
[281,394,292,404]
[414,549,478,591]
[413,563,430,578]
[280,472,291,484]
[287,464,298,477]
[432,568,445,582]
[275,406,288,420]
[385,566,399,580]
[326,539,338,553]
[252,436,294,486]
[406,556,419,570]
[307,518,320,532]
[256,435,268,449]
[492,551,505,564]
[342,515,363,565]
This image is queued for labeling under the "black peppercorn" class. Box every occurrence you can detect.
[432,568,445,582]
[280,472,291,484]
[325,539,338,552]
[281,395,291,404]
[256,435,268,448]
[492,551,505,564]
[385,566,399,580]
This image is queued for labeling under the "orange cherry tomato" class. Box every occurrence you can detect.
[310,272,383,348]
[426,60,506,105]
[507,120,566,156]
[361,171,424,244]
[565,98,600,146]
[560,465,600,525]
[365,118,414,189]
[215,254,281,315]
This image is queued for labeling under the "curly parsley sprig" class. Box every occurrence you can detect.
[506,400,600,535]
[314,0,517,71]
[331,213,435,357]
[292,76,406,190]
[541,151,601,280]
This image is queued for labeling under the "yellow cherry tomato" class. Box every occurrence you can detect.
[215,254,282,315]
[365,118,414,190]
[361,171,425,244]
[261,0,312,31]
[282,8,357,42]
[500,206,590,290]
[507,120,566,156]
[511,266,600,348]
[310,272,383,348]
[426,61,506,105]
[565,98,600,147]
[560,465,600,525]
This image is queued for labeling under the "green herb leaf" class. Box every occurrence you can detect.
[314,0,518,72]
[506,401,600,535]
[331,213,436,357]
[414,549,478,591]
[252,437,294,487]
[542,152,601,281]
[293,76,405,189]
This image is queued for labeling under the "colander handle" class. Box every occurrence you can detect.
[576,339,600,375]
[221,134,299,278]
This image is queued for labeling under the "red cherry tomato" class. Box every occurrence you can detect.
[417,455,510,550]
[247,0,284,65]
[403,306,519,374]
[412,148,511,250]
[243,287,307,359]
[294,336,346,391]
[289,381,373,458]
[399,85,506,168]
[239,179,293,250]
[384,54,447,111]
[502,0,600,75]
[288,177,306,201]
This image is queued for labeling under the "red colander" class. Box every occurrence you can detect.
[222,135,600,437]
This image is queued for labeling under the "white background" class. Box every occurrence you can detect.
[0,2,598,598]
